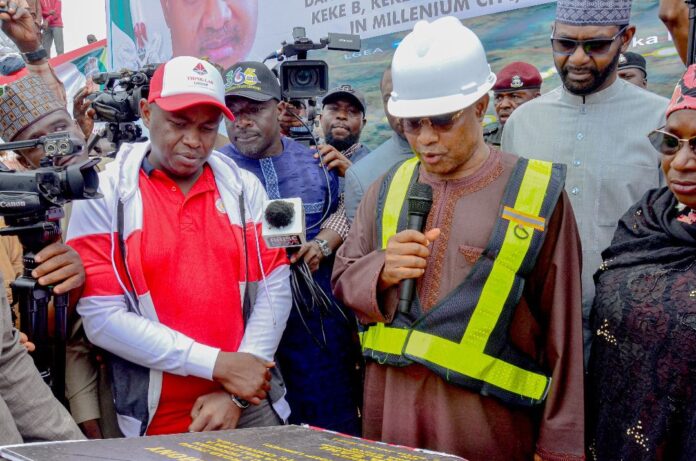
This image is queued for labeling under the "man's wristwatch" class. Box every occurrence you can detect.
[313,238,332,257]
[230,395,249,409]
[21,46,48,63]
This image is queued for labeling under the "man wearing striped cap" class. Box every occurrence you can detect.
[503,0,669,360]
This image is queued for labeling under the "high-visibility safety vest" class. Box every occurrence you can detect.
[362,156,566,407]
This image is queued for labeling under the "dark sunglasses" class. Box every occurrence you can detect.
[550,25,628,57]
[403,109,465,132]
[648,128,696,156]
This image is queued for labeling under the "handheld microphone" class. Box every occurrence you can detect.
[397,182,433,314]
[262,198,306,248]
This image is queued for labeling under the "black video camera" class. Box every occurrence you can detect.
[0,132,101,402]
[87,64,159,151]
[91,64,157,123]
[266,28,360,146]
[0,130,99,251]
[270,27,361,100]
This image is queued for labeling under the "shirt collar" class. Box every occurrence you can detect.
[559,76,624,105]
[141,153,156,176]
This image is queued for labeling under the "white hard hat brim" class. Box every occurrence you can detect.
[387,73,496,119]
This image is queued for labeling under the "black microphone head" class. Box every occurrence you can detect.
[407,182,433,216]
[265,200,295,228]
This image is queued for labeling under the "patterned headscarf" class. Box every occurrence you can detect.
[0,75,65,141]
[556,0,632,26]
[666,64,696,119]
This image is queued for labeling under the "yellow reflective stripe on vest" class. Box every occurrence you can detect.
[380,157,420,249]
[359,326,408,356]
[364,159,554,402]
[406,330,549,400]
[462,159,551,350]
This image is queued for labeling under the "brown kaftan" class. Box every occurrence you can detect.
[332,149,585,461]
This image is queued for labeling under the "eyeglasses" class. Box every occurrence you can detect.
[403,109,465,132]
[550,26,628,56]
[648,128,696,156]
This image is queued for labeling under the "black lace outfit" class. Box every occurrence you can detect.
[587,187,696,461]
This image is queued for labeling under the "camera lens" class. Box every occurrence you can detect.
[290,68,319,88]
[280,60,328,99]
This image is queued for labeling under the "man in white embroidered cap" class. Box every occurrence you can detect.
[332,16,585,461]
[66,56,292,437]
[502,0,669,362]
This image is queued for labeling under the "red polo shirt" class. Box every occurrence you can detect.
[139,160,244,435]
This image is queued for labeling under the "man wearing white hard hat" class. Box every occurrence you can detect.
[66,56,292,436]
[333,16,584,460]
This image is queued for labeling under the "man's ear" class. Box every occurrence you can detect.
[620,25,636,53]
[394,117,405,136]
[140,99,152,129]
[475,93,490,122]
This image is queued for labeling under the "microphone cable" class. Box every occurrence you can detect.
[287,109,333,231]
[288,258,348,348]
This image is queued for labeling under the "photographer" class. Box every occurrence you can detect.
[0,6,88,444]
[316,85,370,178]
[67,56,292,436]
[0,79,87,313]
[0,2,112,440]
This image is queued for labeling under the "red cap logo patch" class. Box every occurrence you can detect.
[193,63,208,75]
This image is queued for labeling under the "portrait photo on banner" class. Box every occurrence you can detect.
[108,0,259,71]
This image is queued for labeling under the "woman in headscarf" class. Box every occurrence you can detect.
[587,65,696,461]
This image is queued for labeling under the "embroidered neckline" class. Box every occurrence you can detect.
[418,148,505,310]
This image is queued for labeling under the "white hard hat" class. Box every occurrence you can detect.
[388,16,496,119]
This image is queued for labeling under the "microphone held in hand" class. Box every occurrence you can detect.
[398,182,433,314]
[265,200,295,228]
[261,198,306,248]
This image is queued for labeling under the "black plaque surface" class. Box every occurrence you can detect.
[0,425,463,461]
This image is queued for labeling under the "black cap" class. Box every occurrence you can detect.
[618,52,647,77]
[322,84,367,114]
[223,61,281,102]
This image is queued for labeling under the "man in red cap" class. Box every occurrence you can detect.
[483,62,542,147]
[67,56,292,436]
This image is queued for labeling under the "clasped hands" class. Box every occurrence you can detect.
[190,351,274,432]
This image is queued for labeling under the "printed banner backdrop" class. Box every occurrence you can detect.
[106,0,683,147]
[108,0,556,70]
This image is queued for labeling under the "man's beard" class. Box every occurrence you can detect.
[559,50,621,96]
[325,131,360,152]
[233,132,270,159]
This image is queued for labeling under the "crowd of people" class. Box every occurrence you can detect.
[0,0,694,461]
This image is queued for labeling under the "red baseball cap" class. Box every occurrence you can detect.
[148,56,234,120]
